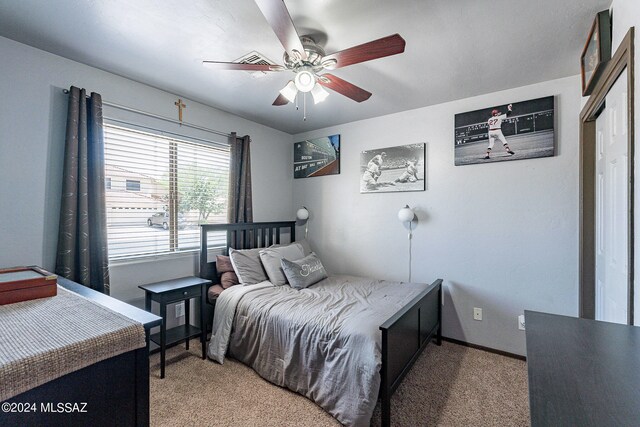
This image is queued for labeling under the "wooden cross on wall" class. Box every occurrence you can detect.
[174,98,186,124]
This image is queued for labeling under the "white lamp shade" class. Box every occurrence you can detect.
[279,80,298,103]
[397,205,414,223]
[294,70,315,92]
[311,84,329,104]
[296,207,309,220]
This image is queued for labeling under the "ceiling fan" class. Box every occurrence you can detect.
[202,0,405,115]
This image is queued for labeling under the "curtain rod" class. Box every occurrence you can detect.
[62,89,232,138]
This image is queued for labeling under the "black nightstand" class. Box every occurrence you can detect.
[139,276,211,378]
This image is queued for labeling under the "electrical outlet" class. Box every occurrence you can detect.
[473,307,482,321]
[175,302,185,318]
[518,314,525,330]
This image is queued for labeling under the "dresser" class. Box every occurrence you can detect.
[525,310,640,426]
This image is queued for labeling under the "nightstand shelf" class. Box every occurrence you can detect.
[149,324,202,348]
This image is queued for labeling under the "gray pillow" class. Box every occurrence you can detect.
[295,239,313,256]
[229,247,268,285]
[281,252,328,290]
[259,243,305,286]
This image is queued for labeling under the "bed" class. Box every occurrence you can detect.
[199,221,442,427]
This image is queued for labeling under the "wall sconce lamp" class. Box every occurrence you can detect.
[397,205,415,223]
[398,205,415,282]
[296,206,310,238]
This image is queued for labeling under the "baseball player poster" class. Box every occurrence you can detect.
[294,134,340,178]
[360,143,425,193]
[454,95,555,166]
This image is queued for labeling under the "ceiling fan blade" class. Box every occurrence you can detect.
[202,61,284,71]
[254,0,307,61]
[272,93,290,106]
[322,34,406,69]
[318,74,372,103]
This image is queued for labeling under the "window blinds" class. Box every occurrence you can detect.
[103,124,229,260]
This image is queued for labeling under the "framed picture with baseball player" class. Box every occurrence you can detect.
[360,143,425,193]
[453,95,555,166]
[580,9,611,97]
[294,134,340,178]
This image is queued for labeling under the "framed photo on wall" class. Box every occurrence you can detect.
[454,95,555,166]
[294,134,340,178]
[360,143,425,194]
[580,9,612,97]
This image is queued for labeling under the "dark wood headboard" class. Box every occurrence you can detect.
[199,221,296,281]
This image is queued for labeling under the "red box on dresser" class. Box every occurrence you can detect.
[0,266,57,305]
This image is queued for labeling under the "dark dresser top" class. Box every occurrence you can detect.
[58,276,161,330]
[525,310,640,426]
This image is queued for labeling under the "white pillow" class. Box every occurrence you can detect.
[259,243,305,286]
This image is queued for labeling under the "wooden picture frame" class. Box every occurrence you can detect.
[580,10,612,97]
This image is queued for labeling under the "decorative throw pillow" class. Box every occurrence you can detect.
[216,255,235,274]
[229,247,268,285]
[207,284,225,304]
[259,243,305,286]
[220,271,239,289]
[281,252,328,290]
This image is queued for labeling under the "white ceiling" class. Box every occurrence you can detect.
[0,0,610,134]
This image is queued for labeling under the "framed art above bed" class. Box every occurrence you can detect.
[294,134,340,179]
[360,143,426,193]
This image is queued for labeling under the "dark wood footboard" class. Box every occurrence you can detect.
[379,278,442,427]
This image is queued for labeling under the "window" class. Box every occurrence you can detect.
[105,177,112,190]
[125,179,141,192]
[103,124,229,260]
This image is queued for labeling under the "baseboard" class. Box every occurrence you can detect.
[442,336,526,361]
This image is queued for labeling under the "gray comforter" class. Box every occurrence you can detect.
[208,275,429,426]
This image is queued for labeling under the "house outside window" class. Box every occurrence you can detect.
[103,124,229,260]
[125,179,140,192]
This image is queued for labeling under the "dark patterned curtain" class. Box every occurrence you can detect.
[55,86,110,294]
[228,133,253,248]
[228,133,253,223]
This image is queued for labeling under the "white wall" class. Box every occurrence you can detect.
[0,36,292,303]
[292,76,581,355]
[609,0,640,325]
[0,30,599,352]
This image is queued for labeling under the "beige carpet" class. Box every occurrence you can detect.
[150,341,529,426]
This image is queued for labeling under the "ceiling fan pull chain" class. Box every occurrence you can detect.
[303,93,307,121]
[295,92,299,110]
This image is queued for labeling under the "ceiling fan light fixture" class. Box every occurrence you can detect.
[321,58,338,70]
[294,69,316,92]
[279,80,298,103]
[311,84,329,104]
[291,49,304,63]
